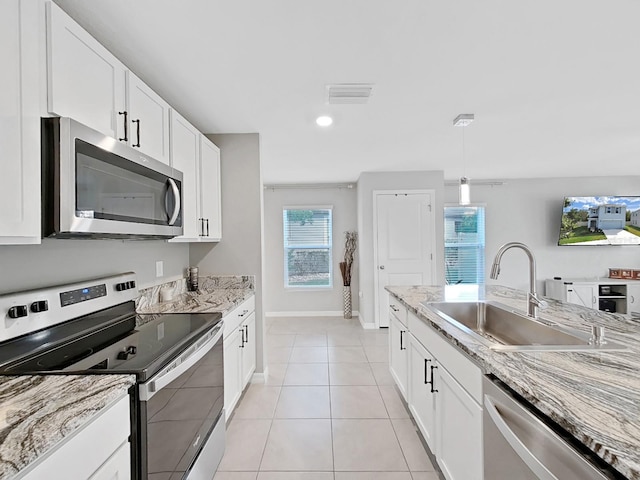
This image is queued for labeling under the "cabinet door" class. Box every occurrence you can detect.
[0,0,41,244]
[241,312,257,387]
[168,110,200,240]
[436,366,483,480]
[224,328,243,420]
[126,71,170,164]
[566,284,596,309]
[199,135,222,241]
[47,2,126,139]
[408,335,437,451]
[628,284,640,316]
[389,315,408,400]
[88,442,130,480]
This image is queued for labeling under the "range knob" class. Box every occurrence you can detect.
[117,345,137,360]
[8,305,28,319]
[30,300,49,313]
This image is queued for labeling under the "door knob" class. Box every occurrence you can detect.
[379,265,385,270]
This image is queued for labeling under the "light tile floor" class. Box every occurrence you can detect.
[214,316,439,480]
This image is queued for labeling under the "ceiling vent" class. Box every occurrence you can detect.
[327,84,373,104]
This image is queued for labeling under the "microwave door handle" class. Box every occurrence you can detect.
[141,324,223,401]
[484,395,558,480]
[166,178,181,226]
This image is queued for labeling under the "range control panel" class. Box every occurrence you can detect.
[60,283,107,307]
[0,272,137,343]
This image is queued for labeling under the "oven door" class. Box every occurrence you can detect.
[43,116,184,239]
[138,322,224,479]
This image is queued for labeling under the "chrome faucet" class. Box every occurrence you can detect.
[489,242,547,318]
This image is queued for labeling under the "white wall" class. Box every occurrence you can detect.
[0,239,188,293]
[263,185,358,315]
[357,171,446,327]
[444,175,640,294]
[190,133,266,372]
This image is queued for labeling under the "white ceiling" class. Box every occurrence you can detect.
[54,0,640,184]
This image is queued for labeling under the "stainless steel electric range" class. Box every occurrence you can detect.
[0,272,225,480]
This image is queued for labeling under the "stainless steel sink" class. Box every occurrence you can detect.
[420,300,625,352]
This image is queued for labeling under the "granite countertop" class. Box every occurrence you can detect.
[136,275,255,315]
[0,374,135,479]
[386,284,640,480]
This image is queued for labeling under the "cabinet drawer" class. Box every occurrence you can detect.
[389,298,408,327]
[408,312,482,404]
[223,295,256,338]
[21,395,130,480]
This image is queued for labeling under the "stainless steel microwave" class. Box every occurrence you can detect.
[42,117,183,239]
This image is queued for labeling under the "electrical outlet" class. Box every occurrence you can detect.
[155,261,164,277]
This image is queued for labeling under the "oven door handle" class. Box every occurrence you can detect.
[140,323,223,401]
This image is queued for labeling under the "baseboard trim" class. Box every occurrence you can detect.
[359,317,378,330]
[251,368,268,384]
[265,310,360,318]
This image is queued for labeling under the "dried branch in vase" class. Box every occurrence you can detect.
[340,231,358,286]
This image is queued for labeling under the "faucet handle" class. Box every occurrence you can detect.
[529,293,548,309]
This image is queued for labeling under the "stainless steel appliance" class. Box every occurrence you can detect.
[0,273,224,479]
[42,117,183,239]
[483,375,619,480]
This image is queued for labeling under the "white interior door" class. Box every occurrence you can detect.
[375,192,434,327]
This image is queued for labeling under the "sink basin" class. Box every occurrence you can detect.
[420,300,625,352]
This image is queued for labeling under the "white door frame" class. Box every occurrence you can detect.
[372,189,437,328]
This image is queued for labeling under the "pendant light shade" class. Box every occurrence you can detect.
[459,176,471,205]
[453,113,474,206]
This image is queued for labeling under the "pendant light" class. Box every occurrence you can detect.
[453,113,474,205]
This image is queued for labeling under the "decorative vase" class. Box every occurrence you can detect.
[343,286,352,319]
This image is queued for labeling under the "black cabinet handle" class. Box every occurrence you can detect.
[132,119,141,147]
[205,219,209,237]
[430,365,438,393]
[118,111,128,141]
[244,325,249,344]
[424,358,431,384]
[239,327,245,347]
[400,330,406,350]
[198,218,204,236]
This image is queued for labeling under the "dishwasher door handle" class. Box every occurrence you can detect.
[484,395,558,480]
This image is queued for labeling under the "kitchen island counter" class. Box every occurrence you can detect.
[0,374,135,479]
[387,284,640,480]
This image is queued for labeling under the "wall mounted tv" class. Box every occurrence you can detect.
[559,196,640,245]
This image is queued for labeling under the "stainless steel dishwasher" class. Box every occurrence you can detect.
[483,376,617,480]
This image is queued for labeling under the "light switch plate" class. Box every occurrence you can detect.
[155,261,164,277]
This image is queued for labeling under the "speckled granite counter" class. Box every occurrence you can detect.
[136,275,254,315]
[386,284,640,479]
[0,374,135,479]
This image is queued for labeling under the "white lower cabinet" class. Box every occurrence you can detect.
[628,284,640,316]
[400,307,483,480]
[408,334,436,451]
[436,365,483,480]
[389,313,409,401]
[22,395,131,480]
[223,295,256,420]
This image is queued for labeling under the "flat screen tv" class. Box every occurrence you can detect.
[559,196,640,245]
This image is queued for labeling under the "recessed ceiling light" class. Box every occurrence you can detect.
[316,116,333,127]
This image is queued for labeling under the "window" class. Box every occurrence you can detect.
[444,206,485,285]
[283,207,333,288]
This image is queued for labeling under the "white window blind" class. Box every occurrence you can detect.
[444,206,485,285]
[283,208,333,287]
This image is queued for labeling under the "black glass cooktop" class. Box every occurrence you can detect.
[0,302,222,381]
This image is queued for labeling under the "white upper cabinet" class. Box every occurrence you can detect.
[199,135,222,241]
[126,71,171,164]
[46,1,126,140]
[169,113,223,243]
[169,110,201,241]
[47,2,170,165]
[0,0,42,244]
